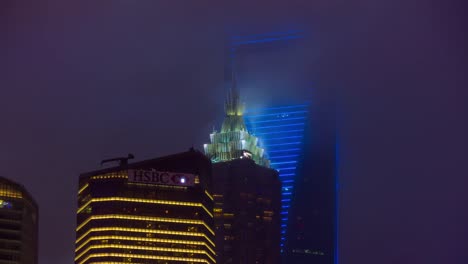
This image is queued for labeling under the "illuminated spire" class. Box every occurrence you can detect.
[204,66,269,167]
[221,63,247,133]
[225,69,243,115]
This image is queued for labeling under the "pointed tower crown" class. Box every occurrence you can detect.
[224,71,243,116]
[204,66,269,167]
[221,70,247,133]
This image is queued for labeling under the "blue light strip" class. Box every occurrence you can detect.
[267,148,301,153]
[269,154,300,159]
[244,110,307,118]
[265,142,301,147]
[253,123,305,130]
[334,132,340,264]
[248,116,306,124]
[245,104,308,112]
[278,167,297,171]
[254,129,305,136]
[279,173,296,177]
[271,161,297,166]
[264,136,303,141]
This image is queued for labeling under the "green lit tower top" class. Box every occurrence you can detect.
[204,72,270,167]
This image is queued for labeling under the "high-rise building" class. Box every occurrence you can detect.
[244,104,308,248]
[245,103,336,264]
[0,176,39,264]
[74,149,216,264]
[204,72,281,263]
[228,30,337,263]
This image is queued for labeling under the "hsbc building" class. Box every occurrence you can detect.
[74,149,215,264]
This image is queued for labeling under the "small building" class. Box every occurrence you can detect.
[0,176,39,264]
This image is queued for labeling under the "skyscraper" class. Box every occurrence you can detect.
[74,149,215,264]
[0,176,39,264]
[228,30,337,263]
[204,72,281,263]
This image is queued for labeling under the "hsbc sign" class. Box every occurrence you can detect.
[128,170,196,187]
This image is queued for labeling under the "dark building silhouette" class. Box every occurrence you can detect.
[283,102,337,264]
[212,159,281,264]
[74,149,215,264]
[0,176,39,264]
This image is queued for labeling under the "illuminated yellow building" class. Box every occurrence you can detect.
[0,176,38,264]
[74,149,215,264]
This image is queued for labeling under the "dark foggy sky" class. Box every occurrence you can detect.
[1,1,466,264]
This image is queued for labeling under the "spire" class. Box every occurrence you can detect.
[203,57,269,167]
[225,61,243,116]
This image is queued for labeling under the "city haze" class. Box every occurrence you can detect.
[1,1,466,264]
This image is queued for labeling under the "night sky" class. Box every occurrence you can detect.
[1,1,466,264]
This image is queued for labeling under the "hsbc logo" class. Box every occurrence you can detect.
[128,170,196,187]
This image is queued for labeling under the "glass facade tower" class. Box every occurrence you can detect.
[226,30,336,263]
[244,104,308,249]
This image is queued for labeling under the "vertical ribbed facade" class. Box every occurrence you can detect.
[244,104,308,249]
[74,150,215,264]
[0,177,38,264]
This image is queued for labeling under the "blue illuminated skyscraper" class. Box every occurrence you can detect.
[226,29,337,264]
[244,104,308,249]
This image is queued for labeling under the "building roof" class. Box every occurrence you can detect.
[0,176,38,209]
[80,148,210,179]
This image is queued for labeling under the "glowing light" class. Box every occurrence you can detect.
[75,244,216,263]
[254,129,305,136]
[0,189,22,198]
[77,197,212,218]
[253,123,305,130]
[268,148,301,153]
[271,161,298,165]
[78,253,211,264]
[76,215,215,235]
[277,167,296,171]
[75,235,215,256]
[248,116,306,124]
[244,110,307,118]
[204,190,214,201]
[0,200,12,209]
[78,183,89,195]
[75,227,215,247]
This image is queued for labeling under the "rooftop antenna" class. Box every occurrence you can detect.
[101,153,135,167]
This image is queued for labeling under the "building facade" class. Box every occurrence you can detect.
[244,104,308,249]
[0,176,38,264]
[74,149,215,264]
[211,159,281,264]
